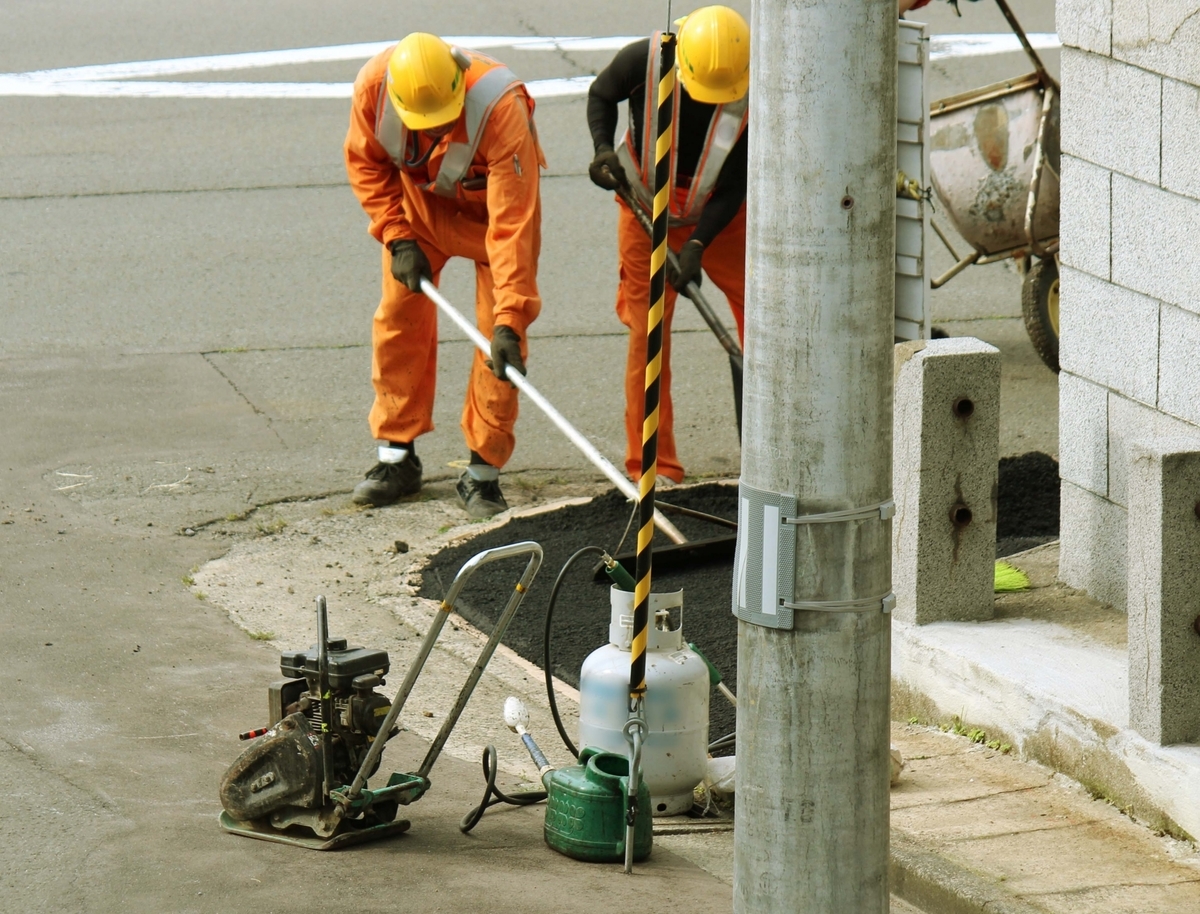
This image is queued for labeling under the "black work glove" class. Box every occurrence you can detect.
[588,145,627,191]
[667,239,705,297]
[389,239,431,293]
[487,325,526,383]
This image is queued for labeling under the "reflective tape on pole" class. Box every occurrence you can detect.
[630,32,675,703]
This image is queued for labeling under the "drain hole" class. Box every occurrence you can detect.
[952,397,975,419]
[949,504,973,528]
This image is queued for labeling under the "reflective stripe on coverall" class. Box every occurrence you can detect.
[616,193,745,484]
[615,29,748,226]
[344,48,545,468]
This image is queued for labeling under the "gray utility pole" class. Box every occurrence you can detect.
[732,0,896,911]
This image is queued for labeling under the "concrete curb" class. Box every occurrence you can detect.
[889,831,1052,914]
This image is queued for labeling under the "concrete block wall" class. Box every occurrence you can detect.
[1057,0,1200,610]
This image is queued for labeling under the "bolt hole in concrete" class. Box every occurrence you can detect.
[949,503,973,527]
[952,396,975,419]
[417,453,1060,750]
[840,194,855,210]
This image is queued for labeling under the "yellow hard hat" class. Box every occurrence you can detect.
[675,6,750,105]
[386,32,467,130]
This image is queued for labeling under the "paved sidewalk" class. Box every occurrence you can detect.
[889,724,1200,913]
[189,487,1200,913]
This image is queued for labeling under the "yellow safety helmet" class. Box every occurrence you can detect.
[386,32,468,130]
[675,6,750,105]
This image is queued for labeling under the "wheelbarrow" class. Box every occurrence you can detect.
[927,0,1061,372]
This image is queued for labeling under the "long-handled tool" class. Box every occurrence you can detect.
[418,277,686,545]
[611,181,744,437]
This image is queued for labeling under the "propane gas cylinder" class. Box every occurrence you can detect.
[578,588,709,816]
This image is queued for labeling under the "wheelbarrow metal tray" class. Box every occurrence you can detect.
[929,72,1059,258]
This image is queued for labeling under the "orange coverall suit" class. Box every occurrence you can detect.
[588,37,748,483]
[344,49,544,469]
[615,198,746,483]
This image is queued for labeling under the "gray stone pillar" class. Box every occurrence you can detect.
[1127,440,1200,745]
[893,338,1000,624]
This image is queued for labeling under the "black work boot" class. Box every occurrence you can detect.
[456,463,508,519]
[352,449,422,506]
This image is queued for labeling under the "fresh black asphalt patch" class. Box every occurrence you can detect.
[417,454,1060,757]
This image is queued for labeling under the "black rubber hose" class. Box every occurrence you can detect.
[544,545,608,759]
[459,744,547,834]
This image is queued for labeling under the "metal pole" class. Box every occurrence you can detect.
[733,1,895,912]
[417,278,687,546]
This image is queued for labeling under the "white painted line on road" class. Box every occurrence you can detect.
[0,33,1059,99]
[6,37,642,83]
[930,32,1058,59]
[0,75,595,100]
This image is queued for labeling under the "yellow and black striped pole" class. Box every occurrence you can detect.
[630,31,675,713]
[624,30,675,874]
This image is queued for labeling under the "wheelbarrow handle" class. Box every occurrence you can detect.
[992,0,1059,94]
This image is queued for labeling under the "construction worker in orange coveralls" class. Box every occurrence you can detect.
[344,33,544,517]
[587,6,749,484]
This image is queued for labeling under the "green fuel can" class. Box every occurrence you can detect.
[543,747,652,863]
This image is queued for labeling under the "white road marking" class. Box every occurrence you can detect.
[0,75,595,100]
[930,32,1059,59]
[0,33,1059,100]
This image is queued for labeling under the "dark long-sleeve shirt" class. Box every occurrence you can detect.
[587,38,747,246]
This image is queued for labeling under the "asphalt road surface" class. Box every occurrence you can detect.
[0,2,1058,910]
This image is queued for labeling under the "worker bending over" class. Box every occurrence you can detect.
[587,5,749,484]
[345,32,545,517]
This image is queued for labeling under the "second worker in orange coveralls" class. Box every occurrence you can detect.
[587,6,749,484]
[345,33,545,517]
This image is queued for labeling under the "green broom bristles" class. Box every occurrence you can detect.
[994,560,1030,592]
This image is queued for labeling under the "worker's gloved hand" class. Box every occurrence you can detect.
[667,239,705,297]
[389,239,431,293]
[588,146,627,191]
[487,325,526,383]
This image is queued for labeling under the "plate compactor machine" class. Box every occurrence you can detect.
[217,542,543,850]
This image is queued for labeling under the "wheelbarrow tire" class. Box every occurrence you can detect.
[1021,258,1060,373]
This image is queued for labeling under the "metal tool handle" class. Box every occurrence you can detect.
[418,277,686,545]
[520,732,552,775]
[612,183,744,369]
[316,596,334,801]
[343,542,544,802]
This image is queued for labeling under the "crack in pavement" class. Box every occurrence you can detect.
[0,172,593,203]
[0,731,122,814]
[0,181,349,202]
[200,352,286,447]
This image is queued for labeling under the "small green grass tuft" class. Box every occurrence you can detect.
[248,630,275,641]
